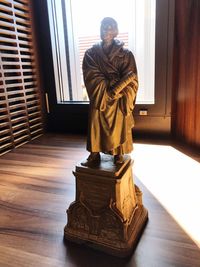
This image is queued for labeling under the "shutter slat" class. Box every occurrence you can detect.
[0,0,43,156]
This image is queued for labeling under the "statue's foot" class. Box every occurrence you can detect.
[114,154,124,165]
[81,152,100,167]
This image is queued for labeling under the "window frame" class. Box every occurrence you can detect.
[47,0,157,104]
[33,0,175,135]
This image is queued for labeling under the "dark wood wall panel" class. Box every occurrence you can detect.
[0,0,43,156]
[172,0,200,148]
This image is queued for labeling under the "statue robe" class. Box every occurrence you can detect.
[82,39,138,154]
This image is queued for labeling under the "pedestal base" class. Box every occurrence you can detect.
[64,155,148,257]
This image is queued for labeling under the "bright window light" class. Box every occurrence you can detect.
[47,0,156,103]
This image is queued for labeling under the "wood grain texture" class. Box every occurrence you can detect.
[0,134,200,267]
[0,0,43,156]
[172,0,200,148]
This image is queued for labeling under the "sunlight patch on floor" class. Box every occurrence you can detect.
[132,143,200,248]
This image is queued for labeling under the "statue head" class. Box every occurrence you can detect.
[100,17,118,44]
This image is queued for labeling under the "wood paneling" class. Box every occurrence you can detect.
[0,0,43,156]
[0,134,200,267]
[172,0,200,148]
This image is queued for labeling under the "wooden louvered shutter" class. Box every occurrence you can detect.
[0,0,43,156]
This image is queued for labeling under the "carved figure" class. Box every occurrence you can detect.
[82,17,138,166]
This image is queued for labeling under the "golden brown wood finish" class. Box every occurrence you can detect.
[0,134,200,267]
[0,0,43,156]
[172,0,200,148]
[65,155,148,257]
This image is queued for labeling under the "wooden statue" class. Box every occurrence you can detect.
[64,17,148,258]
[82,17,138,166]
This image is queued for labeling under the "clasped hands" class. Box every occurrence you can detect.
[107,71,136,100]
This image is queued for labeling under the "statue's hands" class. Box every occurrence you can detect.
[107,71,137,100]
[110,71,135,97]
[121,71,138,88]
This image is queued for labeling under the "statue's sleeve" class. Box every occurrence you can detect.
[119,51,139,115]
[82,49,108,111]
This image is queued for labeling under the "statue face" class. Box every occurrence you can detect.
[100,21,118,43]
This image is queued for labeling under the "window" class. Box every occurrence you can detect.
[47,0,156,104]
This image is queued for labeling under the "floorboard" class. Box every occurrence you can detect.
[0,133,200,267]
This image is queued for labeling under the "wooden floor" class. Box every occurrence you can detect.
[0,134,200,267]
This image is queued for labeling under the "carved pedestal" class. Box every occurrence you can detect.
[64,155,148,257]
